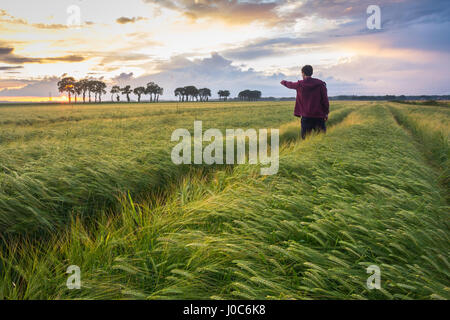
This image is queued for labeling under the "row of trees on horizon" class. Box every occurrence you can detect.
[238,90,262,101]
[57,77,164,104]
[174,87,231,102]
[57,77,262,103]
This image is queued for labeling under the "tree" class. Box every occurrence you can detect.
[239,90,245,100]
[87,80,97,103]
[223,90,230,101]
[251,90,261,101]
[192,87,199,101]
[93,81,98,102]
[146,82,157,102]
[198,88,211,102]
[218,90,224,101]
[133,86,146,103]
[121,85,132,102]
[89,80,106,103]
[73,81,83,104]
[184,86,198,101]
[57,77,76,103]
[174,87,185,102]
[145,82,163,102]
[218,90,230,101]
[95,81,106,103]
[111,86,120,102]
[56,78,106,104]
[155,85,163,102]
[238,90,261,101]
[144,86,151,102]
[78,79,89,103]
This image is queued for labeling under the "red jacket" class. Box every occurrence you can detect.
[281,78,329,118]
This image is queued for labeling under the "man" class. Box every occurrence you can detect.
[280,65,329,139]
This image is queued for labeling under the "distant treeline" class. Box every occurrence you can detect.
[57,77,263,103]
[51,77,450,104]
[330,95,450,101]
[174,86,229,102]
[259,95,450,102]
[57,77,164,103]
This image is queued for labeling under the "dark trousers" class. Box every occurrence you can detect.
[301,117,326,139]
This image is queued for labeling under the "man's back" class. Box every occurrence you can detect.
[281,77,329,118]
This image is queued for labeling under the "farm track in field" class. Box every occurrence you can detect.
[389,103,449,203]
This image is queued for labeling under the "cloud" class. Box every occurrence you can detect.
[3,50,447,100]
[223,37,314,60]
[1,0,449,98]
[0,65,23,70]
[32,23,69,29]
[0,47,14,55]
[140,0,450,30]
[111,72,135,86]
[106,50,450,97]
[39,55,85,63]
[106,52,356,98]
[383,21,450,52]
[0,8,94,29]
[0,9,27,25]
[116,16,147,24]
[0,47,85,64]
[99,52,152,65]
[221,1,450,63]
[0,76,59,96]
[143,0,282,25]
[319,53,450,95]
[292,0,450,25]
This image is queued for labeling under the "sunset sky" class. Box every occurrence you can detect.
[0,0,449,102]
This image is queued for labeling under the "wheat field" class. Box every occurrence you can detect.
[0,101,448,299]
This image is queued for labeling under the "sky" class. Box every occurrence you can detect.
[0,0,449,102]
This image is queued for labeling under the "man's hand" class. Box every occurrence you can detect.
[324,115,328,121]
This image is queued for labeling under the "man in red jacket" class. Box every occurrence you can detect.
[280,65,329,139]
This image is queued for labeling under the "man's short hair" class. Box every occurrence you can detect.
[302,65,313,77]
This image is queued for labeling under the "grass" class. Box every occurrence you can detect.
[1,101,340,237]
[390,100,450,108]
[0,101,448,300]
[389,102,449,202]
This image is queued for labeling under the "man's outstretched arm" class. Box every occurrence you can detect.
[280,80,300,90]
